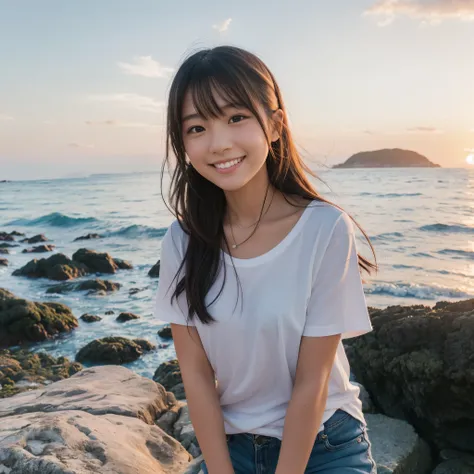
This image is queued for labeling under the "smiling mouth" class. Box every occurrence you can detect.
[212,156,245,169]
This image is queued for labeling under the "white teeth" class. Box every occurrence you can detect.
[214,157,244,169]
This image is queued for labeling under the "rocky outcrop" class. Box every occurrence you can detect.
[0,258,7,267]
[72,248,132,273]
[346,299,474,455]
[149,260,161,277]
[46,278,121,294]
[12,248,133,281]
[154,359,185,400]
[0,365,193,473]
[76,337,155,365]
[365,414,432,473]
[158,325,173,340]
[12,253,89,280]
[116,312,140,322]
[74,233,103,241]
[0,232,15,242]
[22,244,56,253]
[0,288,78,348]
[20,233,49,244]
[0,348,82,398]
[333,148,440,168]
[80,313,102,323]
[0,243,18,248]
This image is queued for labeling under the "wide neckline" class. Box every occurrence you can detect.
[222,200,319,267]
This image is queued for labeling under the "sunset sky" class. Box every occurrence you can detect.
[1,0,473,180]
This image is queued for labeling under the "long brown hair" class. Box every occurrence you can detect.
[161,45,377,325]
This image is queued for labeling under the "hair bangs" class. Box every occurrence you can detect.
[186,64,265,127]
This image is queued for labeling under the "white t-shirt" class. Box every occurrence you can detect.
[153,200,373,440]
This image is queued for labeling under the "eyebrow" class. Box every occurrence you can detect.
[182,103,243,123]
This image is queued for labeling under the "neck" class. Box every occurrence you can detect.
[223,167,275,227]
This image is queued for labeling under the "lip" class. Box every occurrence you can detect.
[211,156,245,174]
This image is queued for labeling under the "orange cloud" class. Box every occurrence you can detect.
[364,0,474,26]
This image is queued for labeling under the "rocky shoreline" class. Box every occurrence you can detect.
[1,229,474,472]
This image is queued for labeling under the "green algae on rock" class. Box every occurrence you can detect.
[0,288,79,348]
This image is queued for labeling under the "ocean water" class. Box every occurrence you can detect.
[1,167,473,379]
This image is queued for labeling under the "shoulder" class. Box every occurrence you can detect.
[162,219,188,255]
[304,200,353,238]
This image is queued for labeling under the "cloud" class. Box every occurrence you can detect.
[212,18,232,32]
[88,93,164,113]
[364,0,474,26]
[85,120,158,129]
[407,126,443,133]
[68,143,95,149]
[0,114,14,121]
[117,56,174,78]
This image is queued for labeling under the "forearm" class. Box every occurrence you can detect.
[275,383,328,474]
[184,373,234,474]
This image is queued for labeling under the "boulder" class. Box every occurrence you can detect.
[153,360,185,400]
[365,413,433,473]
[13,249,132,281]
[12,253,89,280]
[0,288,78,348]
[158,325,173,340]
[0,243,19,248]
[80,313,102,323]
[74,233,103,241]
[76,337,155,365]
[0,258,7,267]
[22,244,56,253]
[0,365,192,473]
[346,298,474,454]
[0,248,9,254]
[46,278,121,294]
[72,248,133,273]
[0,232,14,242]
[116,312,140,322]
[20,233,49,244]
[0,348,82,399]
[149,260,161,277]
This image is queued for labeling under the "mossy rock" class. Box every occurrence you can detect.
[0,288,79,347]
[0,348,82,398]
[46,279,121,294]
[116,312,140,322]
[158,325,172,340]
[75,336,155,365]
[12,253,89,281]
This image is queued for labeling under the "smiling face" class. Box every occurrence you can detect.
[181,88,282,192]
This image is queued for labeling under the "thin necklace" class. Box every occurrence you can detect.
[229,186,275,249]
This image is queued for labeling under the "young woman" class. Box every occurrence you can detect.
[154,45,378,474]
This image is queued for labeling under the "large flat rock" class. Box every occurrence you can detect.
[0,365,193,473]
[0,365,174,424]
[0,410,191,473]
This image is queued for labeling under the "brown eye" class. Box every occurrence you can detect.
[187,125,204,134]
[229,115,247,124]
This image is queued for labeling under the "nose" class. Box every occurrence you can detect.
[208,124,232,155]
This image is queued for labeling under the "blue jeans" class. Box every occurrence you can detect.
[200,409,377,473]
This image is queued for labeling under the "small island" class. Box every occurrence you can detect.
[333,148,440,169]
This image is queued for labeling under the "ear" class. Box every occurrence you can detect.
[270,109,284,142]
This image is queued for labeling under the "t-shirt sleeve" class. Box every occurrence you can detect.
[153,222,196,326]
[303,212,373,340]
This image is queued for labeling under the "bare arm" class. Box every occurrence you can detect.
[275,334,341,474]
[171,323,234,474]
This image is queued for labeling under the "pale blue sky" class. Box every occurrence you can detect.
[1,0,473,179]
